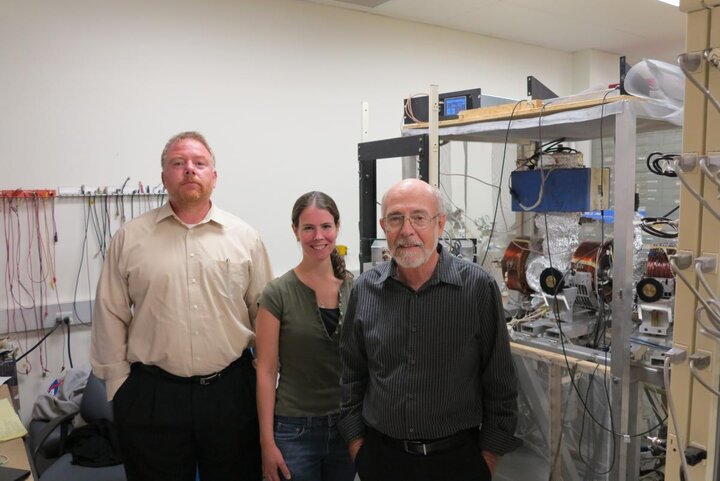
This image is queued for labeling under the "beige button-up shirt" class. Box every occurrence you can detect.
[90,203,272,399]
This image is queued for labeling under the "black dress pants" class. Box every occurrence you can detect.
[113,353,261,481]
[355,427,492,481]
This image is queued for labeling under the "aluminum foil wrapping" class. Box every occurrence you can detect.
[525,214,580,292]
[536,213,580,268]
[633,214,647,283]
[525,253,548,294]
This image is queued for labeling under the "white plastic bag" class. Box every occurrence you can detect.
[624,58,684,122]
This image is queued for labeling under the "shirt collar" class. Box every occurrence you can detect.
[374,244,463,287]
[155,202,230,228]
[435,244,463,286]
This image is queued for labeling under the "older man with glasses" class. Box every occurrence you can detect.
[339,178,521,481]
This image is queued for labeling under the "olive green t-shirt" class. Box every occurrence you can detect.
[259,269,352,416]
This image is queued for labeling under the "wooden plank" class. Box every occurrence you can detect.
[458,99,542,122]
[511,341,609,375]
[403,94,638,129]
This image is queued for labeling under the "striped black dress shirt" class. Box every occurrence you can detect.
[339,245,522,455]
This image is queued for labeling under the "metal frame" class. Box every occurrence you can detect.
[527,75,559,100]
[610,103,640,481]
[357,135,429,271]
[619,56,632,96]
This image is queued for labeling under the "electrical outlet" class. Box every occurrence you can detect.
[57,186,83,195]
[55,311,73,324]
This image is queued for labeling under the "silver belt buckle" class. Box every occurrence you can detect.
[403,440,428,456]
[199,372,220,385]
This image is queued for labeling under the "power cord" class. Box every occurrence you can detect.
[15,322,62,363]
[479,100,525,267]
[646,152,678,177]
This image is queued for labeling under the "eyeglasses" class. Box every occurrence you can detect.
[383,214,439,231]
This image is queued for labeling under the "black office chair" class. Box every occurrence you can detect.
[29,372,126,481]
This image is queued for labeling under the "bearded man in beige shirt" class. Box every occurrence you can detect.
[91,131,272,481]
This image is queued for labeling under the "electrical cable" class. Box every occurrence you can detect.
[662,205,680,218]
[674,157,720,220]
[66,317,73,368]
[510,137,575,211]
[671,257,720,331]
[71,200,92,326]
[694,260,719,303]
[594,88,616,351]
[104,195,111,241]
[517,137,578,170]
[402,93,428,125]
[535,90,617,473]
[479,100,524,267]
[1,186,147,372]
[515,167,559,211]
[439,172,499,190]
[678,52,720,115]
[577,364,601,474]
[15,322,61,362]
[695,306,720,339]
[646,152,677,177]
[630,336,672,350]
[89,196,105,257]
[644,386,666,426]
[537,89,668,474]
[58,320,66,371]
[640,217,678,239]
[547,363,579,481]
[463,141,469,238]
[698,156,720,191]
[1,196,66,372]
[688,359,720,397]
[119,177,130,224]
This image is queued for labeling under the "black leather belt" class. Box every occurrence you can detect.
[379,428,477,456]
[132,350,251,386]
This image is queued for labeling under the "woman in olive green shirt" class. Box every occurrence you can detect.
[256,191,354,481]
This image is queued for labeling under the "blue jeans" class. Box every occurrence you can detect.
[274,415,356,481]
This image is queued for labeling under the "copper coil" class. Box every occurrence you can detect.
[645,247,675,279]
[571,240,613,300]
[502,238,533,294]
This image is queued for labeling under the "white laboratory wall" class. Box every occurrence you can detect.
[572,49,622,92]
[0,0,616,422]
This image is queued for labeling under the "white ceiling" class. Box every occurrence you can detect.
[297,0,687,64]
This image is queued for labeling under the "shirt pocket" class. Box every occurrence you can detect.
[211,259,249,300]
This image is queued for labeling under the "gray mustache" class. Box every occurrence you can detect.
[396,242,423,248]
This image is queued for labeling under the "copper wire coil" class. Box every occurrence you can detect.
[571,240,613,301]
[645,247,675,279]
[502,238,533,294]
